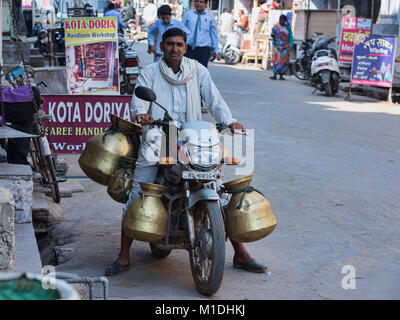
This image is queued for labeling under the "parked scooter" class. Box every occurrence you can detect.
[310,36,340,96]
[118,36,146,95]
[211,28,242,65]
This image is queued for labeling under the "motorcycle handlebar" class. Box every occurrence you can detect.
[150,120,247,135]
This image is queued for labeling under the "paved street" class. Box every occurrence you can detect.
[55,42,400,299]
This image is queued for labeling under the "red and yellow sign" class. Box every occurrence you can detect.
[338,16,371,63]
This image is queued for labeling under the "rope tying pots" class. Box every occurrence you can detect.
[223,175,277,243]
[122,182,168,242]
[106,158,136,203]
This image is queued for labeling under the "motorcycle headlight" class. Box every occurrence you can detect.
[184,144,222,167]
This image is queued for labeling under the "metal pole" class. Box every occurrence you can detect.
[306,0,311,39]
[371,0,375,22]
[218,0,222,25]
[337,0,341,25]
[0,0,3,67]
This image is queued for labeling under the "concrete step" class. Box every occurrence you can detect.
[14,223,43,273]
[33,179,85,198]
[30,48,40,55]
[30,54,45,67]
[32,193,64,234]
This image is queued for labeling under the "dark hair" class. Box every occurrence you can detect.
[108,2,115,10]
[259,0,267,5]
[280,14,288,23]
[223,8,228,13]
[162,27,187,43]
[158,4,172,16]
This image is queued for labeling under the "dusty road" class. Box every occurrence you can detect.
[55,42,400,299]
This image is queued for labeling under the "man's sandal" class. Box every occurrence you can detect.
[105,261,130,276]
[233,256,267,273]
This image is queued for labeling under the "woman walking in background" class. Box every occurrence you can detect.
[270,14,293,80]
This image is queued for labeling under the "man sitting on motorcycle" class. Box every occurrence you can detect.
[105,27,267,276]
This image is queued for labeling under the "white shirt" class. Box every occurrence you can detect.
[219,12,234,35]
[131,60,236,165]
[142,3,157,24]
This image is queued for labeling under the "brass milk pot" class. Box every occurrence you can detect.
[78,115,141,186]
[224,175,277,243]
[106,157,135,203]
[122,182,168,242]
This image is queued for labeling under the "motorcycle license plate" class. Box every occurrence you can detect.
[182,171,217,180]
[126,67,139,74]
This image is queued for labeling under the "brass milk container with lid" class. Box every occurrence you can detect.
[106,156,135,203]
[78,114,141,186]
[224,175,277,243]
[122,182,168,242]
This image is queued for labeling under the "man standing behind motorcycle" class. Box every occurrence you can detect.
[105,27,267,276]
[147,5,189,62]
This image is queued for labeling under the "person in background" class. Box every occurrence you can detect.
[238,9,249,32]
[142,0,158,28]
[272,0,281,9]
[182,0,220,113]
[253,0,270,39]
[121,0,136,23]
[148,5,189,62]
[182,0,220,68]
[219,8,234,37]
[105,2,126,32]
[103,0,112,14]
[115,0,121,9]
[270,14,294,80]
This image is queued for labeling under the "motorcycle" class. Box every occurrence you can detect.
[310,36,340,97]
[125,19,138,40]
[292,32,328,81]
[132,86,246,296]
[211,28,242,65]
[119,37,146,95]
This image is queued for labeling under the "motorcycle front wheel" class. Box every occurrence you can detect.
[292,58,310,80]
[224,49,241,65]
[189,201,225,296]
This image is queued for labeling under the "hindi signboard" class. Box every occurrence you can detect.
[65,17,120,95]
[338,16,372,64]
[42,95,133,154]
[351,35,396,88]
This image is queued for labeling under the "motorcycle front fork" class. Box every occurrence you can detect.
[184,181,196,249]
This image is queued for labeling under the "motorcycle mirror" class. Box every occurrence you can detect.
[135,86,156,102]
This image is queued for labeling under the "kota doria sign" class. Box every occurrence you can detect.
[42,95,133,154]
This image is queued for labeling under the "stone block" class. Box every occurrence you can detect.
[0,187,15,272]
[32,193,64,226]
[0,164,33,224]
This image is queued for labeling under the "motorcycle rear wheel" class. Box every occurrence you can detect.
[324,81,333,97]
[189,201,225,296]
[292,58,310,80]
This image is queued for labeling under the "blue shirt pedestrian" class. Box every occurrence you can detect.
[105,9,126,30]
[182,8,218,54]
[148,18,190,56]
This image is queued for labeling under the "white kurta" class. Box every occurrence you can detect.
[131,60,236,166]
